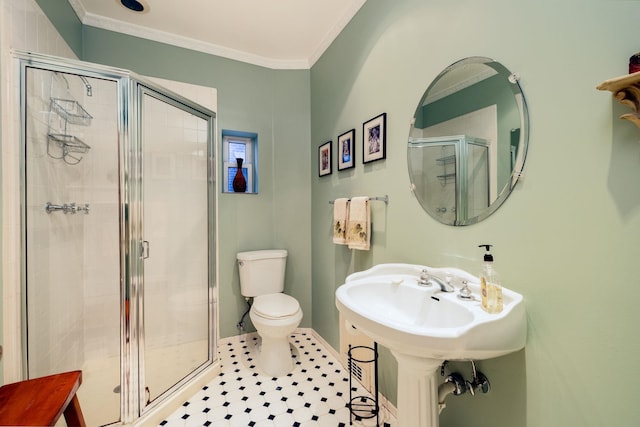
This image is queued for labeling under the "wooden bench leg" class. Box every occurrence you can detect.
[63,395,86,427]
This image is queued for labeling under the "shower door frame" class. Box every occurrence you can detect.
[133,81,218,419]
[16,51,218,424]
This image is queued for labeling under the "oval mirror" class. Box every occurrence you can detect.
[408,57,529,226]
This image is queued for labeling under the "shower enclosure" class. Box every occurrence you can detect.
[408,135,489,225]
[17,52,217,425]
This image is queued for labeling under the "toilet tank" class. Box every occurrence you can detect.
[237,249,287,297]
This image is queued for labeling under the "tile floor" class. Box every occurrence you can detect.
[159,330,395,427]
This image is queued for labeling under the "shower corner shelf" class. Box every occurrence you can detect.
[50,97,93,126]
[48,134,91,164]
[48,134,90,153]
[436,154,456,165]
[596,72,640,128]
[437,172,456,185]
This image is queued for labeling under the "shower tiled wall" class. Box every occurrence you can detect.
[1,0,78,382]
[18,43,122,379]
[79,81,120,363]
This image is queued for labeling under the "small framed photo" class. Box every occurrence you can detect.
[362,113,387,164]
[337,129,355,171]
[318,141,332,177]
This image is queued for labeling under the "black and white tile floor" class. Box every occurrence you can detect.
[159,330,395,427]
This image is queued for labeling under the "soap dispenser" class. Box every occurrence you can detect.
[478,244,503,314]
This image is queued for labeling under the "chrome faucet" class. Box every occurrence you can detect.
[418,269,455,292]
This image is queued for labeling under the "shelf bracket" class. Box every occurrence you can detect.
[597,72,640,128]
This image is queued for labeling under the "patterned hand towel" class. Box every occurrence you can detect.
[347,196,370,250]
[332,198,349,245]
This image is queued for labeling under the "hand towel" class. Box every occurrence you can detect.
[347,196,370,250]
[333,198,349,245]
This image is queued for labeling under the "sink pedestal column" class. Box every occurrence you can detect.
[391,352,442,427]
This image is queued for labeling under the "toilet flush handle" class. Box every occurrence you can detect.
[238,260,244,267]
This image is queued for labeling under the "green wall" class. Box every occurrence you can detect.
[35,0,83,57]
[37,1,640,425]
[79,28,312,338]
[311,0,640,426]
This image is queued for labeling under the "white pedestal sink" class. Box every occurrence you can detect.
[335,263,526,427]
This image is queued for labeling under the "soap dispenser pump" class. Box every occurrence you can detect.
[478,244,503,314]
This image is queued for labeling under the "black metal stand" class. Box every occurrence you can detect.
[347,342,379,426]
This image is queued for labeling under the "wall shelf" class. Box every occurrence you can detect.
[596,72,640,128]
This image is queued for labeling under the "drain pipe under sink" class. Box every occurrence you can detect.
[437,372,466,413]
[438,360,491,413]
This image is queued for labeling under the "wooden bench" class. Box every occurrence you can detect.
[0,370,86,427]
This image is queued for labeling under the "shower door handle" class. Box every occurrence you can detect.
[141,240,150,259]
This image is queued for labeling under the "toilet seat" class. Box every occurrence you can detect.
[252,293,300,320]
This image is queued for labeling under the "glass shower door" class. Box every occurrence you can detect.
[23,66,121,426]
[465,141,489,220]
[139,87,212,406]
[408,141,458,225]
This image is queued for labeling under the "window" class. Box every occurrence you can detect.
[222,130,257,193]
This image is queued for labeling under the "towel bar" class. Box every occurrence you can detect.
[329,195,388,205]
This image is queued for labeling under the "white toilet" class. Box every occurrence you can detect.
[237,249,303,377]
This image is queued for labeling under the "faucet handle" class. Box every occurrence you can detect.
[77,203,90,214]
[64,203,77,214]
[419,269,431,286]
[458,280,474,300]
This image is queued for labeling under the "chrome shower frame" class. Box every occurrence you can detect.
[15,50,218,425]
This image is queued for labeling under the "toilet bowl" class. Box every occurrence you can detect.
[250,293,303,376]
[237,249,303,377]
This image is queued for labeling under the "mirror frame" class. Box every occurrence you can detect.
[408,56,530,226]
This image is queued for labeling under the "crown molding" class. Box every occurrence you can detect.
[67,0,367,70]
[84,12,310,69]
[308,0,366,67]
[67,0,88,21]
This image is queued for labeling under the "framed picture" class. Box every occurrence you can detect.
[318,141,332,176]
[337,129,355,171]
[362,113,387,164]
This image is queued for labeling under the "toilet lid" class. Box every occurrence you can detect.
[252,293,300,319]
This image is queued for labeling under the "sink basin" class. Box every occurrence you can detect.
[335,263,526,360]
[335,263,526,427]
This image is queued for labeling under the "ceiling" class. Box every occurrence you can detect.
[67,0,367,70]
